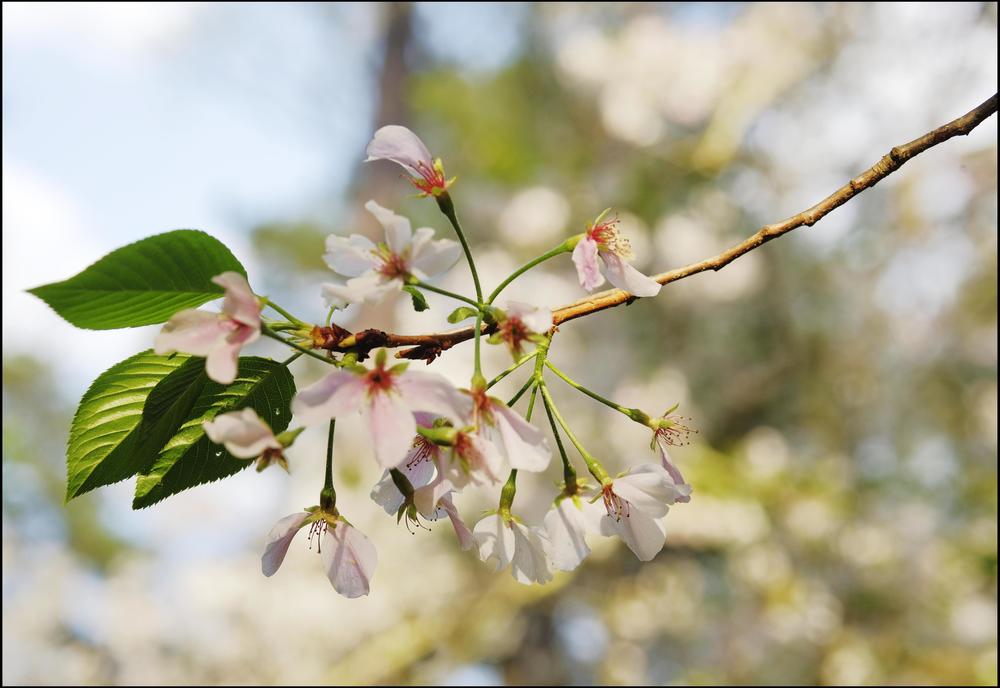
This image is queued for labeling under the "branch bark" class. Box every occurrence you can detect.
[318,93,998,361]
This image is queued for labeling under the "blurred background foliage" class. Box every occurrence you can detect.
[3,2,997,685]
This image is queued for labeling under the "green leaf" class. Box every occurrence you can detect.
[66,351,191,501]
[402,285,430,312]
[447,306,480,323]
[132,357,295,509]
[28,229,247,330]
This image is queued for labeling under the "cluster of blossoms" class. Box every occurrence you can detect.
[153,126,693,597]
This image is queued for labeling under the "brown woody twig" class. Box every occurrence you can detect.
[316,93,998,362]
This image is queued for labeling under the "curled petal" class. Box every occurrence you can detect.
[292,371,366,425]
[213,272,260,326]
[322,523,378,598]
[572,237,605,291]
[365,125,434,177]
[261,512,309,576]
[439,494,474,551]
[656,444,692,503]
[364,200,413,255]
[473,514,516,572]
[324,234,378,278]
[599,252,661,297]
[203,408,280,459]
[367,391,418,469]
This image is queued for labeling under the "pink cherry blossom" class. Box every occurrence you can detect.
[652,411,695,503]
[492,301,553,356]
[543,493,605,572]
[322,200,461,309]
[292,351,469,469]
[368,417,474,550]
[437,427,507,488]
[365,125,454,197]
[154,272,261,384]
[202,408,287,472]
[598,463,688,561]
[261,509,377,599]
[571,210,660,297]
[469,388,551,473]
[473,513,553,585]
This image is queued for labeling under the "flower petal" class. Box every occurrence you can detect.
[510,522,553,585]
[409,228,462,279]
[322,523,377,598]
[365,125,434,177]
[603,508,669,562]
[413,472,454,517]
[439,494,474,551]
[367,391,417,469]
[473,514,516,572]
[371,451,438,515]
[203,408,280,459]
[261,511,309,576]
[505,301,553,334]
[544,498,592,572]
[292,371,366,425]
[213,272,260,326]
[615,463,686,513]
[364,200,413,255]
[572,237,605,291]
[154,310,228,357]
[491,402,550,472]
[323,234,377,277]
[396,370,470,423]
[599,252,661,297]
[656,444,693,503]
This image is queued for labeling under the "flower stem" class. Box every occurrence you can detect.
[411,280,483,309]
[486,241,573,305]
[543,392,578,494]
[281,351,304,366]
[322,420,337,511]
[264,299,308,327]
[436,193,485,380]
[261,327,336,366]
[544,360,648,424]
[486,350,538,389]
[507,376,535,407]
[538,383,610,484]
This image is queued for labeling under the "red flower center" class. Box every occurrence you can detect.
[602,484,630,521]
[365,365,396,393]
[409,160,448,196]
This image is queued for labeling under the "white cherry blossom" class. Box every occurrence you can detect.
[262,509,377,599]
[572,210,660,297]
[154,272,260,384]
[366,125,454,197]
[598,463,687,561]
[293,351,468,469]
[473,513,553,585]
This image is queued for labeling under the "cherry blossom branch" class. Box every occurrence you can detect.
[312,92,997,361]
